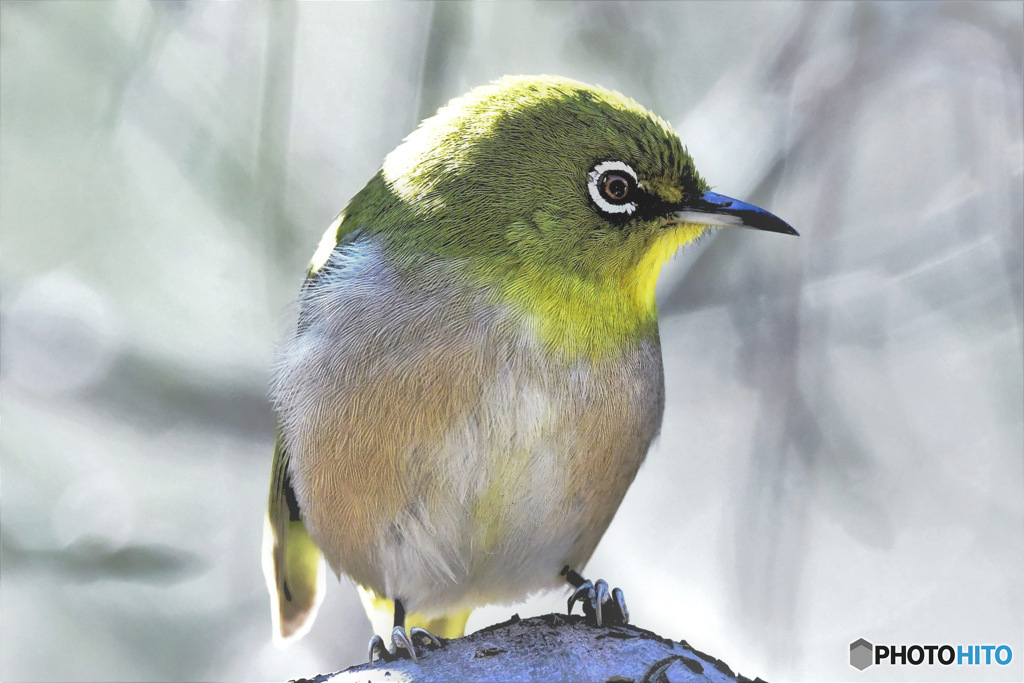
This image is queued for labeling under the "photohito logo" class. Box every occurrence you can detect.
[850,639,1013,670]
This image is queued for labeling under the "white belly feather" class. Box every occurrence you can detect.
[274,238,664,617]
[375,368,580,615]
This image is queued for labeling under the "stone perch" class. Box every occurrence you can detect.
[291,613,767,683]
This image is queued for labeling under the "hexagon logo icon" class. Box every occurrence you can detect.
[850,638,873,670]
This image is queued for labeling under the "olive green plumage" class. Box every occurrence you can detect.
[316,77,706,266]
[263,74,795,647]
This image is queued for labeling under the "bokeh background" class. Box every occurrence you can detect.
[2,2,1021,681]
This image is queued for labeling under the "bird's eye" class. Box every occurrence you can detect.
[587,161,639,217]
[600,173,632,203]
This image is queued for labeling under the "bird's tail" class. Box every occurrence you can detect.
[262,516,326,645]
[264,433,326,646]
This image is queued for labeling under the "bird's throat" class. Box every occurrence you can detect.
[632,222,707,308]
[497,223,707,361]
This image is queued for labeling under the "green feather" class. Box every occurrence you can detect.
[308,75,711,359]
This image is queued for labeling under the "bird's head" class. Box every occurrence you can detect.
[334,75,796,358]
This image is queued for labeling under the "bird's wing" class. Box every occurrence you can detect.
[262,427,326,645]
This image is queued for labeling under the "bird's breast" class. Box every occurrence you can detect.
[374,325,665,614]
[273,239,666,614]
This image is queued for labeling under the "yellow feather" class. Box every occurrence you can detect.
[501,222,709,360]
[630,222,708,310]
[358,586,472,639]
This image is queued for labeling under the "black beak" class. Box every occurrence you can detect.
[673,191,798,236]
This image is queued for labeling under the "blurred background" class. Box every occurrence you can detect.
[1,1,1021,681]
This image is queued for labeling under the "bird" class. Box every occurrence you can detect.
[262,74,796,662]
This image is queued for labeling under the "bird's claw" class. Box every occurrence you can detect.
[611,586,629,623]
[563,566,629,626]
[367,634,388,664]
[391,625,417,663]
[409,626,442,649]
[367,626,443,664]
[568,580,595,618]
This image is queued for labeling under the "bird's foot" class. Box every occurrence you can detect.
[561,565,629,627]
[367,626,442,664]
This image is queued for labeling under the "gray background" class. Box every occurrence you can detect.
[1,2,1021,681]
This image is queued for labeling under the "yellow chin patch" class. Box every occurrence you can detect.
[500,221,709,361]
[631,222,709,312]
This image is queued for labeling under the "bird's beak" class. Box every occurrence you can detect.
[672,191,798,236]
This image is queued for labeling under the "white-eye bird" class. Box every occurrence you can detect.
[263,75,796,661]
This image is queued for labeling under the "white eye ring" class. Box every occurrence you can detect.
[587,160,640,216]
